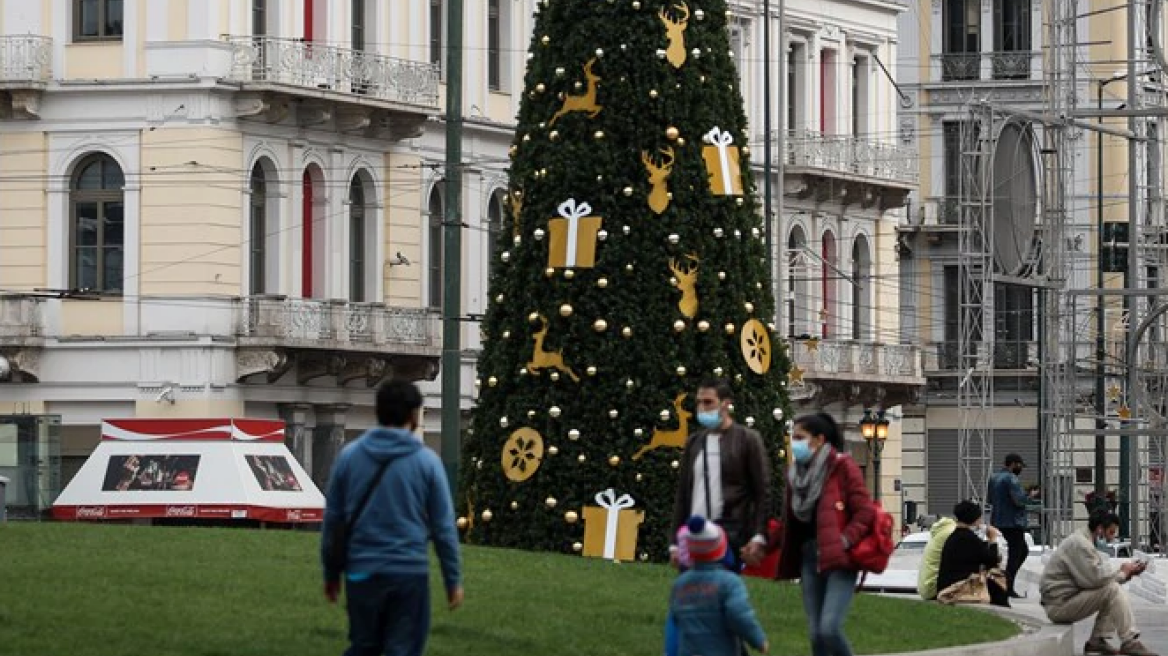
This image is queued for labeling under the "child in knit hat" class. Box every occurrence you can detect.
[666,516,769,656]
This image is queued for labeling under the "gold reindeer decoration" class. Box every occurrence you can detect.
[642,147,675,214]
[508,189,524,237]
[633,393,692,460]
[659,2,691,69]
[526,315,580,382]
[549,58,602,125]
[669,254,700,318]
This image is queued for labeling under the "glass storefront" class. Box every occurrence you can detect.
[0,415,62,519]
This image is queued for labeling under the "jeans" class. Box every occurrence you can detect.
[1000,528,1029,596]
[343,573,431,656]
[800,540,858,656]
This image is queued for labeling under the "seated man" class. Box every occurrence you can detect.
[1039,510,1156,656]
[936,500,1009,607]
[917,516,957,601]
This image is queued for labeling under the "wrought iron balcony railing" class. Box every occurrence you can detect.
[787,338,923,381]
[0,35,52,85]
[935,50,1040,82]
[226,36,440,109]
[238,296,439,351]
[923,340,1038,372]
[778,130,918,186]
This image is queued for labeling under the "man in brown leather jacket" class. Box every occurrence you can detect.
[670,378,772,570]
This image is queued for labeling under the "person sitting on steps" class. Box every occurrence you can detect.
[1039,509,1157,656]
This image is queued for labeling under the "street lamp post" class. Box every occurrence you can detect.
[860,409,890,502]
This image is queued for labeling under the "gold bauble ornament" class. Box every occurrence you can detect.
[488,376,498,387]
[564,269,575,280]
[718,271,727,280]
[495,294,505,304]
[528,312,540,323]
[587,366,598,376]
[501,251,511,262]
[527,410,536,419]
[608,409,619,419]
[540,35,550,45]
[623,186,634,197]
[745,302,755,313]
[742,146,751,157]
[555,66,565,77]
[509,145,518,157]
[573,542,584,552]
[671,460,680,469]
[673,320,686,332]
[577,454,587,462]
[499,416,509,427]
[714,366,724,376]
[456,517,469,529]
[660,409,671,421]
[545,267,556,277]
[636,473,644,482]
[724,323,736,335]
[522,134,531,142]
[634,428,644,437]
[511,501,519,510]
[560,304,574,317]
[481,509,494,522]
[550,371,560,382]
[549,130,560,142]
[565,511,579,523]
[649,89,659,99]
[545,497,557,508]
[676,366,687,376]
[608,455,621,467]
[594,130,605,140]
[632,0,641,8]
[568,429,581,440]
[536,83,546,93]
[593,319,608,332]
[677,137,686,147]
[625,379,635,389]
[666,126,680,140]
[625,264,634,272]
[597,277,609,288]
[622,326,632,338]
[697,320,710,332]
[502,330,511,339]
[549,406,562,418]
[548,445,559,455]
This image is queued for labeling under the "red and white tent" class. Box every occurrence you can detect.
[52,418,324,523]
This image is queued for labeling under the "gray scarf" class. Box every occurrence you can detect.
[788,446,832,523]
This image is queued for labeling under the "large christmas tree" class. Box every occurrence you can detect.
[460,0,793,562]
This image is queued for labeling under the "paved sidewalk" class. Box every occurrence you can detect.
[1007,594,1168,656]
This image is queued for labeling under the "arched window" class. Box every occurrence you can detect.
[70,154,125,293]
[486,189,506,265]
[249,164,267,295]
[428,183,445,309]
[822,229,837,338]
[787,225,807,337]
[852,234,872,340]
[349,176,368,302]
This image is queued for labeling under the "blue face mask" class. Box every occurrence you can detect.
[1095,536,1110,550]
[697,410,722,429]
[791,439,813,464]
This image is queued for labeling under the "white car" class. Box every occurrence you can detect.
[858,530,1047,594]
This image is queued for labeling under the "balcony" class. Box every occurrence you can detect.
[779,130,917,210]
[786,338,925,407]
[0,35,52,119]
[935,50,1039,82]
[224,36,440,139]
[0,295,45,383]
[922,340,1038,373]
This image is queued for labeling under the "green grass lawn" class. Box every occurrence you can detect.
[0,523,1017,656]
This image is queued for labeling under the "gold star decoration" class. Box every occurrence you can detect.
[1107,383,1122,401]
[788,364,805,384]
[1117,404,1133,420]
[804,337,820,352]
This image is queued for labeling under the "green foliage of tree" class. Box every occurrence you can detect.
[460,0,792,562]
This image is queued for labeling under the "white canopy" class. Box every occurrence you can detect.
[52,418,324,523]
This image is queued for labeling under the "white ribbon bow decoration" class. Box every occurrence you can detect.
[595,488,636,559]
[557,199,592,268]
[704,127,736,193]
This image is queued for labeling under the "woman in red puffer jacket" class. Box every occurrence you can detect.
[767,413,875,656]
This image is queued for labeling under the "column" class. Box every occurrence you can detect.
[279,402,313,476]
[311,404,351,488]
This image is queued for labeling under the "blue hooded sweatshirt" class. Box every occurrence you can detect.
[320,427,461,592]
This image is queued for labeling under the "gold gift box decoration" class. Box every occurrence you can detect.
[581,488,644,561]
[702,126,744,196]
[547,198,603,269]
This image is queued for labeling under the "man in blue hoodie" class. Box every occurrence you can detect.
[321,380,463,656]
[987,453,1031,599]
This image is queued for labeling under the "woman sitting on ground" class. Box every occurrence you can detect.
[936,500,1010,608]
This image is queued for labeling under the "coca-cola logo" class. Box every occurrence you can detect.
[165,505,197,517]
[286,509,302,522]
[76,506,107,518]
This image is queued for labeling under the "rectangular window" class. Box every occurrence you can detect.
[942,0,981,80]
[942,265,960,369]
[488,0,501,90]
[852,56,870,137]
[75,0,124,42]
[253,0,267,37]
[943,121,963,198]
[820,49,837,134]
[431,0,444,75]
[352,0,366,51]
[992,0,1030,79]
